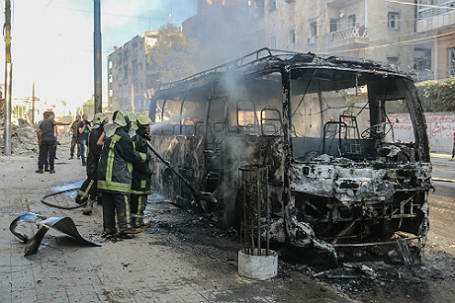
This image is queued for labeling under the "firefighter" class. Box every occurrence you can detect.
[77,112,109,215]
[97,110,150,235]
[130,113,154,228]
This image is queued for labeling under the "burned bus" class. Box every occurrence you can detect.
[148,48,432,251]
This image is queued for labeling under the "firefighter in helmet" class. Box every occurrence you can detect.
[97,110,150,235]
[130,113,154,228]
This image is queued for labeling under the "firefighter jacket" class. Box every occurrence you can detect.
[131,133,153,195]
[86,126,103,180]
[98,127,148,195]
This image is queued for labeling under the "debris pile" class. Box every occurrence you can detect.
[1,120,38,155]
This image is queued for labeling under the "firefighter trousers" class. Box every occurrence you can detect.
[102,192,132,231]
[131,194,147,227]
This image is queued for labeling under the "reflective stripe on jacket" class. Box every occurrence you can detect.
[98,127,147,195]
[131,134,153,195]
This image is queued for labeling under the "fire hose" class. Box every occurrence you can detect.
[145,140,217,206]
[41,187,86,209]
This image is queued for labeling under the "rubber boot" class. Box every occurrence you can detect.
[82,199,95,215]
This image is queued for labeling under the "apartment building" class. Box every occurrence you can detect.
[263,0,424,73]
[107,31,159,113]
[416,0,455,80]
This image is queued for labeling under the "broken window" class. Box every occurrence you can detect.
[181,100,206,135]
[414,48,431,71]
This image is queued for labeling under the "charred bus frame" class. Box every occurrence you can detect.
[148,48,432,251]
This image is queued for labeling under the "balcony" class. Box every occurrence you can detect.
[327,26,368,50]
[417,0,455,32]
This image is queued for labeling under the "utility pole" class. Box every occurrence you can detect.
[3,0,12,154]
[32,81,35,125]
[94,0,102,113]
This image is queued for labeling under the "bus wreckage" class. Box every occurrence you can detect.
[148,48,432,257]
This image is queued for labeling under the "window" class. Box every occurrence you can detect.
[289,29,295,44]
[449,48,455,76]
[132,60,138,76]
[330,19,338,32]
[108,60,113,69]
[348,15,356,27]
[108,74,113,83]
[123,65,128,80]
[310,22,317,37]
[109,90,113,97]
[388,12,399,29]
[270,36,276,49]
[414,48,431,71]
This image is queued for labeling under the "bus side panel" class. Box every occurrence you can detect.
[217,135,286,230]
[149,134,206,211]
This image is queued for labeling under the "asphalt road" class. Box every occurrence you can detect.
[428,154,455,255]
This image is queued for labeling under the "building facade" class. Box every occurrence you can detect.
[262,0,426,74]
[416,0,455,80]
[182,0,441,78]
[107,31,159,113]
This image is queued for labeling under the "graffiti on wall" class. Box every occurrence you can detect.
[389,113,455,151]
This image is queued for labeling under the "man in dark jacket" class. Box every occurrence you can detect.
[131,113,154,228]
[36,111,70,174]
[98,110,150,235]
[76,113,109,214]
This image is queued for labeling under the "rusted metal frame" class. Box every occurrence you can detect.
[280,64,294,240]
[178,90,190,135]
[257,168,261,255]
[316,212,419,224]
[331,235,421,248]
[400,78,431,162]
[160,48,274,91]
[160,98,168,135]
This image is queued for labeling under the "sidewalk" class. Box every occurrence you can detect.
[0,151,354,303]
[430,153,455,181]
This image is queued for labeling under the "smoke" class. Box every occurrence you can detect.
[182,0,266,69]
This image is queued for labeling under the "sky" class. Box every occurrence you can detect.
[0,0,197,109]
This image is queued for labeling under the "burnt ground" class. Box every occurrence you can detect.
[140,197,455,303]
[1,133,455,302]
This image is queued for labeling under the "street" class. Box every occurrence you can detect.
[1,142,455,303]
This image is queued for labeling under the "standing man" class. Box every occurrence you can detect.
[78,114,91,166]
[35,112,50,171]
[131,113,154,228]
[36,111,70,174]
[451,130,455,161]
[69,115,81,160]
[98,110,150,235]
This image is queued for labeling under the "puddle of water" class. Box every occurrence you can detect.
[51,180,84,192]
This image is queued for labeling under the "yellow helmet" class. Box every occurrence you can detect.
[135,113,152,127]
[114,110,138,130]
[92,112,108,125]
